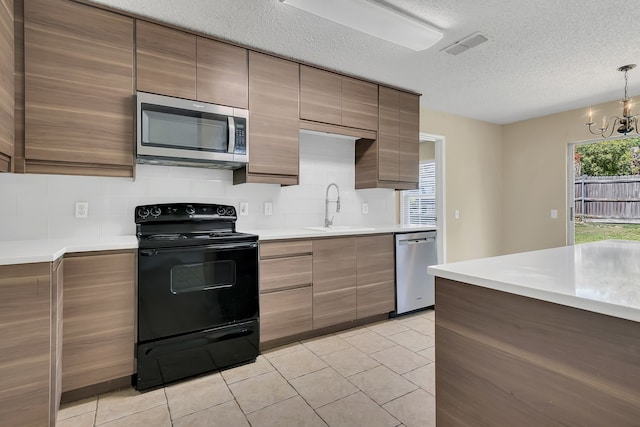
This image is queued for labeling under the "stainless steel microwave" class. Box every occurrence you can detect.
[136,92,248,169]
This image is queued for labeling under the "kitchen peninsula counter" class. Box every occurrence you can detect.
[428,240,640,426]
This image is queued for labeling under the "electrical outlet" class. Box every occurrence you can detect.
[239,202,249,216]
[75,201,89,218]
[362,203,369,214]
[264,201,273,216]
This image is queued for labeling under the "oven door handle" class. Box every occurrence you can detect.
[140,242,258,256]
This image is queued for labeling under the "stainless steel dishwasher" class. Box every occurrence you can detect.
[395,231,437,314]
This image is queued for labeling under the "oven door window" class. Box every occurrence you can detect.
[171,260,236,294]
[141,104,229,152]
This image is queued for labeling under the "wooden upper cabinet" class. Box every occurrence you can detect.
[342,77,378,130]
[0,0,13,172]
[355,86,419,189]
[378,86,400,182]
[244,52,299,180]
[300,66,379,131]
[399,91,420,183]
[24,0,134,176]
[136,20,196,99]
[300,65,342,125]
[137,27,248,107]
[196,37,248,108]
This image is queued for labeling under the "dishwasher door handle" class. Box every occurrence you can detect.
[399,237,435,245]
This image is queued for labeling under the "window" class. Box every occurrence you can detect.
[400,161,436,226]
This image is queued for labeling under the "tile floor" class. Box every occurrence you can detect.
[56,309,436,427]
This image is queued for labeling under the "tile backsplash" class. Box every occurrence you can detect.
[0,133,396,241]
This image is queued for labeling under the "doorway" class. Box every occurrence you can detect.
[568,135,640,245]
[399,133,446,262]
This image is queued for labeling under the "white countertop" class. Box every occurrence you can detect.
[428,240,640,322]
[0,225,436,265]
[240,225,436,241]
[0,236,138,266]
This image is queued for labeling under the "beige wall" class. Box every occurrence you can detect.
[501,99,620,254]
[420,140,435,160]
[420,107,504,262]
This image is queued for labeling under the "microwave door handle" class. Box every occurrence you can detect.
[228,117,236,153]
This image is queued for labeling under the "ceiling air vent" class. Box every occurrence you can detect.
[442,32,488,55]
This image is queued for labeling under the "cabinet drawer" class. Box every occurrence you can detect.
[260,287,312,342]
[260,255,312,292]
[260,240,312,258]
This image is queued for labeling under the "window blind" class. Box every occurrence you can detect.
[400,161,436,226]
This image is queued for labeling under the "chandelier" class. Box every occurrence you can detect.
[586,64,638,138]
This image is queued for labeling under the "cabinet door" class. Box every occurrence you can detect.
[399,92,419,184]
[378,86,400,181]
[260,287,312,342]
[50,257,63,421]
[247,52,299,177]
[62,250,135,392]
[312,238,357,329]
[136,20,196,100]
[196,37,248,108]
[356,235,395,318]
[0,262,52,426]
[0,0,13,171]
[342,77,378,130]
[300,65,342,125]
[24,0,134,175]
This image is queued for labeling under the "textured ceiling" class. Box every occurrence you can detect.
[88,0,640,124]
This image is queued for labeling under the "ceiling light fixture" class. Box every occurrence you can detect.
[441,32,488,56]
[586,64,638,138]
[279,0,443,51]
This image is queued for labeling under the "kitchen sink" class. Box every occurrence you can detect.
[303,226,375,232]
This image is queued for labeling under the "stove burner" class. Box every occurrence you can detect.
[135,203,257,249]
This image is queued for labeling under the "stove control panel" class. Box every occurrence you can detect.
[135,203,237,223]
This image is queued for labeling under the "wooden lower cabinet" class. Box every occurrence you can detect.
[0,261,58,427]
[51,257,63,421]
[259,235,395,343]
[62,250,135,392]
[259,240,313,343]
[312,238,357,329]
[356,235,395,318]
[260,287,312,342]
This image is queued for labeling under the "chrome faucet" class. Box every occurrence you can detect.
[324,183,341,227]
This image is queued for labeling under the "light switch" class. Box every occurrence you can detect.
[454,209,460,220]
[551,209,558,219]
